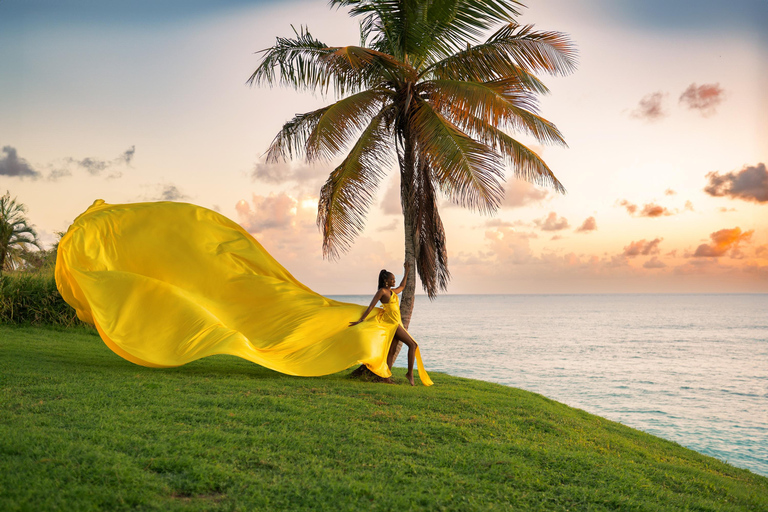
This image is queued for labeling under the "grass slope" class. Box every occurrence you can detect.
[1,325,766,511]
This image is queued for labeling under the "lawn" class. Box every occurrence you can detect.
[1,324,766,511]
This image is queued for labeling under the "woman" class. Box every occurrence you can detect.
[349,262,420,386]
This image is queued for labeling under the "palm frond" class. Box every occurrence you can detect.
[332,0,524,65]
[487,22,578,75]
[413,159,450,299]
[425,79,567,146]
[317,110,395,259]
[247,26,369,96]
[306,89,391,161]
[266,108,330,162]
[451,113,565,192]
[410,99,505,214]
[422,23,576,82]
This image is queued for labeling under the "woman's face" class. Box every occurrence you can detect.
[388,273,396,287]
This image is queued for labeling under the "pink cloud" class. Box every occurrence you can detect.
[631,92,667,121]
[575,216,597,233]
[534,212,569,231]
[679,83,725,116]
[643,257,667,269]
[236,192,297,232]
[623,238,663,257]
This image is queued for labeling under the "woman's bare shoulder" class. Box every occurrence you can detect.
[378,288,392,302]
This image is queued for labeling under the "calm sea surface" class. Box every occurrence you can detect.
[330,294,768,477]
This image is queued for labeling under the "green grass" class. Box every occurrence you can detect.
[1,325,766,511]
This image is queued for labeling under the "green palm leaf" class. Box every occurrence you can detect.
[317,110,395,259]
[410,99,505,214]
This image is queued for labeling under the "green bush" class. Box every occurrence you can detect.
[0,271,84,326]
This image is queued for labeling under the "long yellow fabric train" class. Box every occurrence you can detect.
[55,200,433,386]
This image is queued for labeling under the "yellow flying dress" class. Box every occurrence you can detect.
[55,200,433,386]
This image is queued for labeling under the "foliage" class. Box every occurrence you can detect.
[248,0,576,299]
[0,191,40,275]
[0,271,84,326]
[2,325,766,511]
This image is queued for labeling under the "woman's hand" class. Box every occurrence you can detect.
[404,261,411,273]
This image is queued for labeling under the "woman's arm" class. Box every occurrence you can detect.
[392,262,411,294]
[349,289,384,326]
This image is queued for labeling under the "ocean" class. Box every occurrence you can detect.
[330,293,768,477]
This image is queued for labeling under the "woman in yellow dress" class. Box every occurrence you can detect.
[55,199,433,386]
[349,264,420,386]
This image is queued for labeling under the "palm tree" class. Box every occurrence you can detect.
[0,191,40,275]
[248,0,576,362]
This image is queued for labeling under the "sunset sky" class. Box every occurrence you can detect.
[2,0,766,294]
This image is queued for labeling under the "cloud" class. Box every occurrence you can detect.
[63,145,135,178]
[704,163,768,203]
[643,256,667,269]
[679,83,725,115]
[664,188,676,196]
[501,180,550,208]
[141,183,190,202]
[534,212,569,231]
[158,184,189,201]
[236,192,298,233]
[692,227,753,258]
[47,168,72,181]
[575,216,597,233]
[623,238,663,257]
[377,219,398,232]
[121,145,136,165]
[379,173,401,215]
[639,202,672,217]
[251,160,329,191]
[617,199,674,217]
[618,199,638,214]
[631,92,667,121]
[484,227,537,264]
[0,146,40,178]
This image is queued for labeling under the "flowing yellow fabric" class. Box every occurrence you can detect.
[55,200,433,386]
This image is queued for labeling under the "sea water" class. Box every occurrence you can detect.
[330,293,768,477]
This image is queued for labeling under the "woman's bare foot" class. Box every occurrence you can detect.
[405,371,415,386]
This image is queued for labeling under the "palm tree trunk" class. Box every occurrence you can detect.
[391,126,419,362]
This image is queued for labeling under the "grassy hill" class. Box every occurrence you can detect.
[1,324,766,511]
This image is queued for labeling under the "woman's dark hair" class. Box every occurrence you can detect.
[378,269,392,290]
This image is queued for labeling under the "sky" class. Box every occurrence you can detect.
[1,0,767,294]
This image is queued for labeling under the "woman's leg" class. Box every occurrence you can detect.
[386,336,399,370]
[394,325,418,386]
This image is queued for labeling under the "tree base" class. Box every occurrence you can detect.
[349,365,393,384]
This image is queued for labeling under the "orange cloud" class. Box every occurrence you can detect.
[692,227,753,258]
[576,216,597,233]
[617,199,674,217]
[640,202,672,217]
